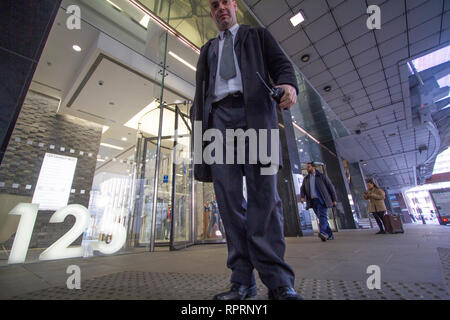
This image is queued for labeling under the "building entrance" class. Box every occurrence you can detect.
[130,103,194,250]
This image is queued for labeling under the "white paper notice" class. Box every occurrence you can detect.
[32,153,78,211]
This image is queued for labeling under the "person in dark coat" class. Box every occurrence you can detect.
[300,162,337,241]
[190,0,301,300]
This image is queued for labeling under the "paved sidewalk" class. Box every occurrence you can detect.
[0,224,449,300]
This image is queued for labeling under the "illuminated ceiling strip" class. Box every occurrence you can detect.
[100,143,124,150]
[127,0,200,54]
[106,0,122,11]
[169,51,196,71]
[139,14,151,28]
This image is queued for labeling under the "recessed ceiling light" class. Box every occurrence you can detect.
[290,11,305,27]
[300,54,310,62]
[72,45,82,52]
[121,137,128,141]
[109,102,115,106]
[324,86,332,92]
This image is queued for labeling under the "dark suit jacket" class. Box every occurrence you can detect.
[190,25,299,182]
[300,171,337,209]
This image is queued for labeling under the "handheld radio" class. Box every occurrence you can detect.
[256,72,285,104]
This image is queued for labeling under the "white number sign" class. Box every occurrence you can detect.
[39,205,90,261]
[7,203,127,264]
[8,203,39,264]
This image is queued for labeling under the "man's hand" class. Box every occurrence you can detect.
[276,84,297,109]
[300,198,305,203]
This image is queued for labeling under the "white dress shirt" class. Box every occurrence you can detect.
[213,23,243,102]
[310,172,318,199]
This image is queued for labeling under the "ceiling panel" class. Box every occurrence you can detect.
[322,46,351,68]
[294,0,329,26]
[314,31,344,56]
[379,0,405,24]
[244,0,448,190]
[336,71,359,87]
[347,32,376,56]
[252,0,290,26]
[303,13,337,42]
[407,0,443,29]
[281,29,312,56]
[362,71,385,87]
[331,0,366,27]
[268,12,299,42]
[341,80,364,95]
[379,33,408,57]
[340,15,370,43]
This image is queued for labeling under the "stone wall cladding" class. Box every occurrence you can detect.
[0,90,102,249]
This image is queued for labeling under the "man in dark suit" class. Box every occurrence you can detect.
[300,162,338,242]
[190,0,301,300]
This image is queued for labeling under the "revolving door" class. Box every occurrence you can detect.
[130,102,194,251]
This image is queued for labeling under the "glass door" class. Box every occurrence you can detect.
[131,103,193,250]
[169,107,193,249]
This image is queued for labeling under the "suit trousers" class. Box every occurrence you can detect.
[209,97,295,290]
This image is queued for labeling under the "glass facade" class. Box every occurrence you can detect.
[0,0,360,265]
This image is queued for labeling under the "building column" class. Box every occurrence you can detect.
[277,108,304,237]
[321,141,357,230]
[348,162,370,219]
[0,0,62,164]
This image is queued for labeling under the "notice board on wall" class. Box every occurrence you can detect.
[32,153,78,211]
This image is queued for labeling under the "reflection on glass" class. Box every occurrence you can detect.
[136,0,259,48]
[172,133,192,243]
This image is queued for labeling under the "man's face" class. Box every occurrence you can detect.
[306,164,315,174]
[209,0,238,31]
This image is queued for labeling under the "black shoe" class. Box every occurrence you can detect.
[268,287,303,300]
[376,231,386,234]
[327,235,335,240]
[213,283,257,300]
[318,233,327,242]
